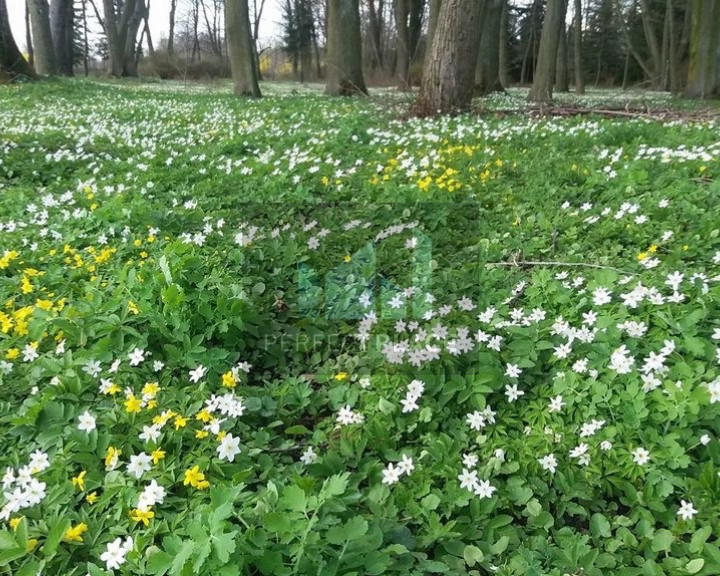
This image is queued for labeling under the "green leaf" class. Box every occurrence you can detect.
[280,484,307,512]
[43,518,71,558]
[170,540,195,576]
[145,547,174,576]
[590,513,611,539]
[491,536,509,555]
[343,516,369,541]
[686,559,704,574]
[0,532,17,550]
[651,529,674,553]
[212,530,236,564]
[321,472,350,498]
[463,545,484,567]
[689,526,711,554]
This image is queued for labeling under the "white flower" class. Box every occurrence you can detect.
[77,411,96,433]
[504,384,524,402]
[84,360,102,377]
[139,425,161,444]
[217,433,241,462]
[397,455,414,475]
[539,453,557,473]
[189,365,207,383]
[382,463,402,485]
[462,453,478,468]
[677,499,697,521]
[632,447,650,466]
[100,536,133,571]
[600,440,613,451]
[474,479,496,499]
[700,434,711,446]
[548,395,565,413]
[466,411,486,431]
[458,468,478,491]
[22,344,39,363]
[127,453,152,479]
[300,446,317,465]
[128,348,145,366]
[505,364,522,378]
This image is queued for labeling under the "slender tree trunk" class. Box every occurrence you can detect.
[415,0,483,114]
[555,22,569,91]
[25,1,34,67]
[408,0,423,62]
[82,0,89,75]
[226,0,261,96]
[395,0,410,89]
[528,0,567,101]
[499,0,509,87]
[325,0,368,95]
[122,0,146,76]
[684,0,720,97]
[168,0,177,56]
[28,0,57,75]
[50,0,74,75]
[639,0,663,88]
[367,0,383,72]
[476,0,505,95]
[1,0,36,81]
[573,0,584,93]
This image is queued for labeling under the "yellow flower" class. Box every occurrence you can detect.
[9,517,22,530]
[86,491,98,505]
[6,348,19,360]
[221,371,236,388]
[343,255,352,263]
[35,299,53,311]
[142,382,160,397]
[174,415,188,430]
[71,471,86,491]
[26,539,37,552]
[105,446,121,470]
[63,523,88,543]
[131,508,155,526]
[648,244,658,254]
[134,239,142,247]
[195,409,212,423]
[128,301,140,315]
[184,466,209,489]
[334,372,348,381]
[637,251,648,261]
[124,395,142,414]
[21,276,33,294]
[103,381,121,395]
[151,449,165,464]
[195,430,209,439]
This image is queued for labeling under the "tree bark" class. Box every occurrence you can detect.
[227,0,262,96]
[325,0,367,95]
[168,0,177,56]
[639,0,663,88]
[367,0,384,72]
[423,0,441,71]
[50,0,74,75]
[1,0,36,81]
[573,0,584,93]
[555,22,569,91]
[395,0,410,89]
[476,0,504,95]
[528,0,567,101]
[684,0,720,98]
[25,1,34,67]
[415,0,482,114]
[28,0,57,75]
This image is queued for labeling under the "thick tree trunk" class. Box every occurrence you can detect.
[28,0,57,75]
[395,0,410,89]
[684,0,720,98]
[475,0,504,95]
[408,0,423,61]
[528,0,567,102]
[555,22,569,91]
[1,0,36,81]
[325,0,367,95]
[122,0,146,76]
[415,0,482,114]
[573,0,584,93]
[50,0,74,75]
[227,0,261,96]
[423,0,441,71]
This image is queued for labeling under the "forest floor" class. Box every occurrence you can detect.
[0,79,719,576]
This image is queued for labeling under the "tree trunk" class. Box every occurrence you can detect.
[639,0,663,88]
[423,0,441,71]
[122,0,146,76]
[555,22,569,91]
[684,0,720,98]
[528,0,567,101]
[325,0,368,95]
[408,0,423,62]
[25,1,34,67]
[50,0,74,75]
[367,0,383,71]
[415,0,482,114]
[573,0,584,93]
[227,0,262,96]
[168,0,177,56]
[1,0,36,81]
[395,0,410,89]
[498,0,509,87]
[476,0,505,95]
[28,0,57,75]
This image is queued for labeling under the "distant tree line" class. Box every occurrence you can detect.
[1,0,719,108]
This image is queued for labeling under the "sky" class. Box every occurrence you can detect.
[8,0,286,53]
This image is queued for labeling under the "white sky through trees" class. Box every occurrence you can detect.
[8,0,286,53]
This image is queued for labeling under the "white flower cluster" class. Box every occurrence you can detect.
[381,455,414,485]
[401,379,425,413]
[137,479,166,511]
[1,451,49,521]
